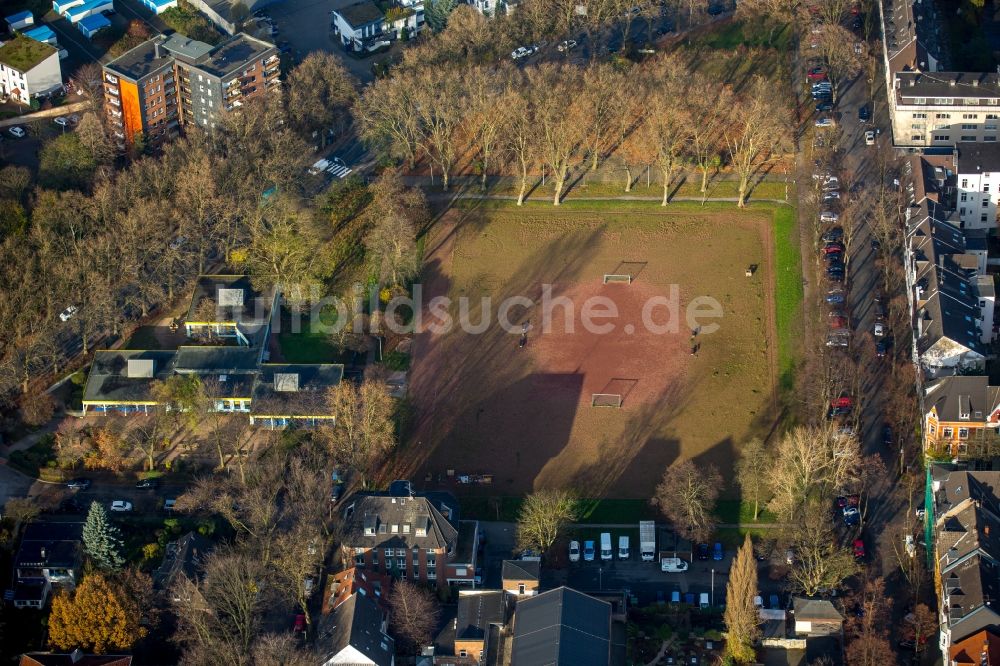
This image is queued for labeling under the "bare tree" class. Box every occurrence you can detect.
[725,77,787,208]
[465,66,515,190]
[320,377,396,486]
[766,427,861,522]
[844,577,895,666]
[579,63,626,173]
[362,169,426,290]
[516,488,578,554]
[724,534,760,663]
[285,52,357,145]
[685,78,733,199]
[651,460,721,543]
[787,504,858,596]
[388,581,441,654]
[735,437,769,521]
[273,524,323,628]
[412,66,464,191]
[814,23,863,98]
[526,63,586,205]
[356,83,422,169]
[502,81,537,206]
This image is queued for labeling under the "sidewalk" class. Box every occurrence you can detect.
[0,101,90,128]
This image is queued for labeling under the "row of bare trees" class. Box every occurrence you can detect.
[358,53,789,206]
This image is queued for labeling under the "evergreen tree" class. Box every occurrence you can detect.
[724,534,760,663]
[424,0,457,32]
[82,501,125,571]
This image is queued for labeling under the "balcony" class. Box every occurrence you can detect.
[264,66,279,78]
[105,85,119,96]
[113,131,125,140]
[108,108,122,118]
[264,54,279,66]
[225,88,241,100]
[108,97,121,107]
[104,73,118,84]
[164,86,175,97]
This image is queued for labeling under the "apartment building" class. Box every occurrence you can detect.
[956,142,1000,231]
[340,480,479,587]
[923,375,1000,458]
[929,465,1000,653]
[0,35,61,105]
[103,32,278,147]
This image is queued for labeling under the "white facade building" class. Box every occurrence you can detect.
[955,142,1000,230]
[0,36,61,105]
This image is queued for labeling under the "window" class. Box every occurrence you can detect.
[379,524,387,534]
[911,123,925,130]
[519,583,526,594]
[384,548,392,557]
[962,136,977,141]
[390,524,398,533]
[964,113,978,119]
[913,113,927,119]
[984,198,990,207]
[963,179,970,188]
[459,650,467,658]
[986,184,991,192]
[427,568,436,579]
[959,428,970,439]
[944,427,954,438]
[934,98,954,105]
[372,551,378,565]
[936,113,952,119]
[991,99,999,104]
[916,98,927,104]
[961,193,968,202]
[983,214,989,222]
[396,558,406,568]
[934,135,951,141]
[355,552,365,565]
[988,136,999,141]
[962,124,977,130]
[930,424,937,434]
[396,548,406,557]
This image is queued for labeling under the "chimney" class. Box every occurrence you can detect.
[40,546,46,559]
[951,79,957,86]
[154,41,162,59]
[909,79,916,87]
[973,79,980,87]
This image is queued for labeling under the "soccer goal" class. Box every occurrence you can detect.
[591,393,624,408]
[603,274,632,284]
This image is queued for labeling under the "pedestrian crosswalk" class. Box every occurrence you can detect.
[326,164,352,179]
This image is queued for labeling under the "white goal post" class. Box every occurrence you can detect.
[603,274,632,284]
[591,393,623,408]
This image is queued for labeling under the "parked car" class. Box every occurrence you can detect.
[836,495,860,508]
[110,500,132,512]
[832,396,854,409]
[707,4,726,14]
[66,478,91,490]
[858,105,871,122]
[8,126,25,138]
[865,130,876,145]
[815,117,835,128]
[829,316,848,329]
[882,425,893,446]
[870,238,881,251]
[569,540,580,562]
[853,538,865,559]
[712,542,723,561]
[59,305,78,322]
[135,478,158,489]
[905,534,916,558]
[557,40,578,52]
[815,101,834,112]
[823,191,841,200]
[583,540,595,561]
[696,543,710,560]
[823,227,844,242]
[293,614,306,633]
[54,116,68,127]
[876,337,889,358]
[331,481,345,503]
[511,46,532,59]
[820,211,839,223]
[823,243,845,254]
[873,322,885,337]
[842,506,860,526]
[807,66,827,80]
[826,290,846,304]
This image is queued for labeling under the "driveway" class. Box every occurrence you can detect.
[0,464,34,507]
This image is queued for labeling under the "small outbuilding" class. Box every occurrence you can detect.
[5,11,34,32]
[78,12,110,38]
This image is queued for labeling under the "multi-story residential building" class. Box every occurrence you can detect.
[13,522,83,609]
[102,32,278,148]
[0,35,61,105]
[331,0,423,51]
[317,591,395,666]
[923,376,1000,458]
[904,154,994,377]
[340,480,479,587]
[950,629,1000,665]
[930,465,1000,653]
[956,142,1000,230]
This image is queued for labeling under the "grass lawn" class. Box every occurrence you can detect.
[772,204,802,390]
[478,174,788,203]
[7,435,57,478]
[462,496,775,525]
[277,310,355,364]
[713,499,777,524]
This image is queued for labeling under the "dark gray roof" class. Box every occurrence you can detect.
[13,580,46,602]
[82,350,176,404]
[15,521,83,571]
[502,559,540,582]
[925,376,1000,423]
[511,587,611,666]
[104,36,174,81]
[250,364,343,417]
[957,142,1000,175]
[897,72,1000,102]
[454,520,478,565]
[197,33,276,79]
[456,590,506,641]
[335,0,384,29]
[319,592,394,666]
[185,275,267,324]
[173,346,261,374]
[942,553,1000,641]
[342,490,459,552]
[934,469,1000,520]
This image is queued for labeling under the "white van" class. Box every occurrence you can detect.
[308,158,330,175]
[699,593,710,609]
[600,533,613,560]
[618,536,629,560]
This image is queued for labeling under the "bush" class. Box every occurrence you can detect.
[382,350,410,371]
[324,175,370,225]
[142,543,162,562]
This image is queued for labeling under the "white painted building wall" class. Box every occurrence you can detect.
[0,49,61,104]
[957,167,1000,229]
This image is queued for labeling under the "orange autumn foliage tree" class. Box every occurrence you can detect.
[48,573,147,653]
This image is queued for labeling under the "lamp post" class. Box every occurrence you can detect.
[711,568,715,607]
[598,567,603,591]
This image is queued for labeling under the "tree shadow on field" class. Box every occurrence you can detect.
[391,216,610,485]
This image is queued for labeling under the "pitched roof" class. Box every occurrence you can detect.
[957,142,1000,176]
[82,350,176,404]
[317,592,394,666]
[20,655,132,666]
[925,376,1000,423]
[342,486,459,552]
[950,628,1000,665]
[792,598,843,623]
[152,531,214,592]
[511,587,611,666]
[322,567,391,615]
[456,590,506,641]
[15,521,83,571]
[898,72,1000,100]
[501,559,540,582]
